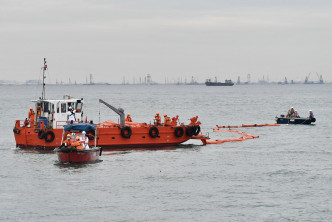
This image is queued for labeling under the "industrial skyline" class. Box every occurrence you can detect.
[0,72,327,85]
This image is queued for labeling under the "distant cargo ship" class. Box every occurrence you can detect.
[205,78,234,86]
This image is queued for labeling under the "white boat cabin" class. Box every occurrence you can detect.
[31,95,84,129]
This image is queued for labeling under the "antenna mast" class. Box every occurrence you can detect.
[41,58,48,99]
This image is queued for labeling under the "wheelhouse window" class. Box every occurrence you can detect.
[76,102,82,112]
[61,103,66,113]
[43,102,49,113]
[50,103,54,113]
[67,102,76,110]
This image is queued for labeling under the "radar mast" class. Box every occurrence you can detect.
[41,58,48,99]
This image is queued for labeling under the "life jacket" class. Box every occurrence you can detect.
[28,110,35,118]
[71,140,83,150]
[62,139,71,147]
[37,106,42,117]
[164,116,171,126]
[287,110,294,118]
[28,110,35,126]
[190,116,198,125]
[171,115,179,126]
[155,115,161,125]
[125,116,132,122]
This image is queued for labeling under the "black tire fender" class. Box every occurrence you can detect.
[194,125,201,136]
[44,131,55,142]
[38,130,45,139]
[121,126,132,138]
[174,127,184,137]
[13,128,20,134]
[149,126,159,138]
[186,126,195,137]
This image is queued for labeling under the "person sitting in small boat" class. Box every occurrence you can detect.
[125,113,132,122]
[82,131,90,150]
[286,107,295,118]
[28,107,35,127]
[71,132,76,141]
[67,106,76,123]
[294,110,300,118]
[164,114,171,126]
[71,136,84,150]
[62,133,72,148]
[154,112,161,126]
[309,110,314,119]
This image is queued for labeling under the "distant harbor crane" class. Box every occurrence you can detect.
[304,72,324,84]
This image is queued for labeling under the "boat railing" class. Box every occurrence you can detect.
[36,121,45,129]
[15,120,45,129]
[56,121,83,128]
[15,120,25,128]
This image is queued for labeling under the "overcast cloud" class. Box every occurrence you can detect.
[1,0,331,83]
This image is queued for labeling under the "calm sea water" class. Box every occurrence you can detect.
[0,84,331,221]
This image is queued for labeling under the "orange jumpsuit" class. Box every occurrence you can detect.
[125,116,132,122]
[37,106,43,118]
[171,115,179,126]
[62,139,72,148]
[71,140,84,150]
[164,116,171,126]
[154,115,161,125]
[190,116,198,125]
[28,110,35,127]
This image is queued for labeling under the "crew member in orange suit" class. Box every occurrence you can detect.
[171,115,179,126]
[71,136,84,150]
[154,112,161,126]
[62,134,72,148]
[164,114,171,126]
[125,113,132,122]
[28,107,35,127]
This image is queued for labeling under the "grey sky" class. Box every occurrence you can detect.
[1,0,331,83]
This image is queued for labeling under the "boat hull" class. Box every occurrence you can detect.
[13,121,196,150]
[275,117,316,125]
[54,147,101,163]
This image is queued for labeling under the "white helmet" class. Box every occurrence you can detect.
[69,106,72,110]
[82,131,86,134]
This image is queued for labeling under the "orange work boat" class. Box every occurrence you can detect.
[13,59,206,150]
[54,123,102,163]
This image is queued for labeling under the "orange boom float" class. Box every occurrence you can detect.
[214,123,280,131]
[206,123,278,145]
[205,129,259,145]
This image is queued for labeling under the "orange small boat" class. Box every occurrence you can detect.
[13,59,207,150]
[55,147,101,163]
[54,123,102,163]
